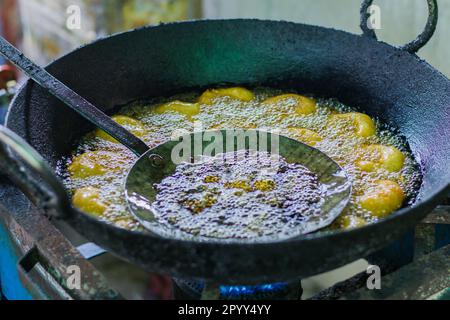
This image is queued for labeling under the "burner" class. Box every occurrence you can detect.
[173,278,302,300]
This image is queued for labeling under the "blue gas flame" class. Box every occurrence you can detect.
[219,282,288,298]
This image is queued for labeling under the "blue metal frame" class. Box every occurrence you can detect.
[0,221,32,300]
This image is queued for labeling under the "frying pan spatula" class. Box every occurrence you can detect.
[0,36,351,241]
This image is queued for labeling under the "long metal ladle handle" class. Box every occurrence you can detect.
[0,36,150,157]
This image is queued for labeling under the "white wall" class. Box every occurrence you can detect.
[203,0,450,77]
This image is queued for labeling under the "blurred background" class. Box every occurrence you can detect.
[0,0,449,75]
[2,0,449,142]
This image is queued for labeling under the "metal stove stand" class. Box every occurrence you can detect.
[2,191,447,300]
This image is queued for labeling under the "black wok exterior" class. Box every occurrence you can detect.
[5,20,450,284]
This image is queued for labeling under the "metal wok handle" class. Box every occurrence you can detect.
[360,0,438,53]
[0,126,71,218]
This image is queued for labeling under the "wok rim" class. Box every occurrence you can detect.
[7,18,450,242]
[5,19,450,278]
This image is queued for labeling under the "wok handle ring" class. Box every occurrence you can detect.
[360,0,438,53]
[0,125,71,218]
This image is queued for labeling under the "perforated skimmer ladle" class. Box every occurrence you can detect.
[0,37,351,242]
